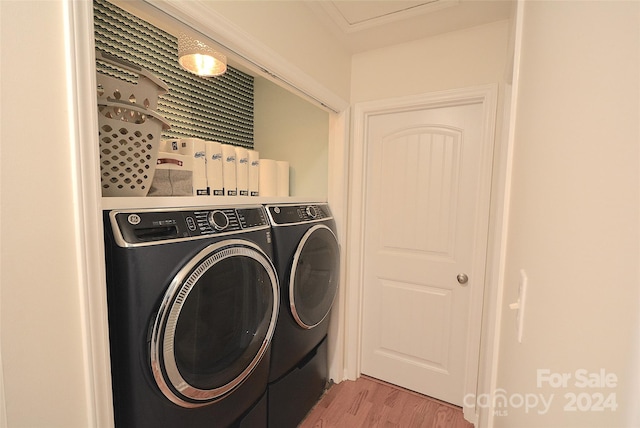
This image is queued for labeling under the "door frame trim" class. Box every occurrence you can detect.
[345,85,499,423]
[64,1,115,426]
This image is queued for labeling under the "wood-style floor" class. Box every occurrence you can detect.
[299,376,473,428]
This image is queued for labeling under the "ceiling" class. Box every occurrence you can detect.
[305,0,514,53]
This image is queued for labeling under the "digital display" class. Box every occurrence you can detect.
[237,208,266,228]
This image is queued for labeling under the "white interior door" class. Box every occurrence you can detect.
[360,98,493,407]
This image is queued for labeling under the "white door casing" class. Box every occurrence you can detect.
[347,85,497,421]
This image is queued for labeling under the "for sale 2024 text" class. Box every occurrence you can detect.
[537,368,618,412]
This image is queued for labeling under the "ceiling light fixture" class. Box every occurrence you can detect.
[177,34,227,77]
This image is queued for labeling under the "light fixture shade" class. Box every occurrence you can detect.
[178,34,227,77]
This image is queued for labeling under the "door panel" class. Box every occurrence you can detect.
[379,127,460,258]
[378,279,452,369]
[361,102,490,406]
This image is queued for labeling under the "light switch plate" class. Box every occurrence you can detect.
[516,269,527,343]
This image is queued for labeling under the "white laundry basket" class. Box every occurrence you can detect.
[98,100,170,197]
[96,50,168,110]
[96,50,170,197]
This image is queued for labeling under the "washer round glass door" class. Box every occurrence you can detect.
[150,240,278,407]
[289,224,340,329]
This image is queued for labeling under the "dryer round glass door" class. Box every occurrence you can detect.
[289,224,340,329]
[150,240,279,407]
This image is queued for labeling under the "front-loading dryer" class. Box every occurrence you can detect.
[265,203,340,428]
[103,205,278,428]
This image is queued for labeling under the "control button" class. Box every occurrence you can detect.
[127,214,141,225]
[306,205,318,219]
[208,210,229,231]
[274,206,281,214]
[186,216,197,231]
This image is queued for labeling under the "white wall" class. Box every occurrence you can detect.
[253,77,330,199]
[496,1,640,426]
[351,20,510,103]
[0,1,91,426]
[197,1,352,105]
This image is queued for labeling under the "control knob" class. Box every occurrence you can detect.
[305,205,318,219]
[208,210,229,231]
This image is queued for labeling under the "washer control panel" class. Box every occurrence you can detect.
[192,208,241,235]
[266,204,332,226]
[109,205,269,246]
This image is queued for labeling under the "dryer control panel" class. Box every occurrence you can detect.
[266,204,332,226]
[108,205,269,247]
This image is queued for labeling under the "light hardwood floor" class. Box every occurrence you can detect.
[299,376,473,428]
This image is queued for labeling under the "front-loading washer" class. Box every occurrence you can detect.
[265,203,340,428]
[103,205,278,428]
